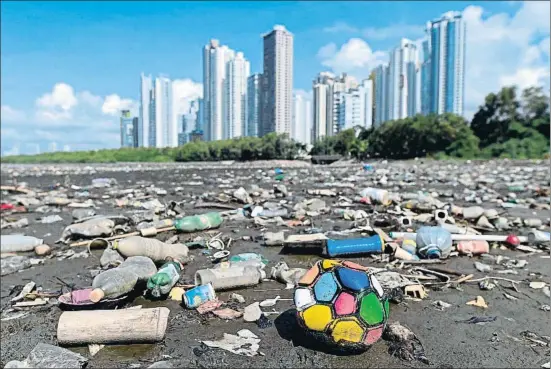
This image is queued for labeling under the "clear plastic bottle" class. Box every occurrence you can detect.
[118,256,157,281]
[90,267,139,302]
[415,226,453,259]
[195,265,265,291]
[147,259,182,298]
[113,236,189,263]
[173,212,223,233]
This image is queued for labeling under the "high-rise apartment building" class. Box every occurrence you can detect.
[335,79,373,131]
[150,76,175,147]
[261,25,293,136]
[139,73,152,147]
[203,39,235,141]
[373,65,389,127]
[225,52,250,138]
[387,38,420,120]
[425,12,466,116]
[120,110,136,148]
[132,117,139,147]
[247,74,262,137]
[312,72,360,139]
[292,92,312,145]
[196,98,204,132]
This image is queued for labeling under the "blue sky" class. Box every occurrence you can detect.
[1,1,550,154]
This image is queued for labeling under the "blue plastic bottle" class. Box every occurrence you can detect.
[415,226,452,259]
[326,235,384,257]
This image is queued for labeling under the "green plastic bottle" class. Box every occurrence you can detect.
[173,212,223,233]
[147,259,182,298]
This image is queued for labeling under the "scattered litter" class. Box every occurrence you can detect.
[466,296,488,309]
[243,302,262,322]
[201,329,261,357]
[458,316,497,324]
[212,308,243,320]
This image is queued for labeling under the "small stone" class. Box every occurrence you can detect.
[34,245,51,256]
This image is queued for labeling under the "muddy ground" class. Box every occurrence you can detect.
[1,160,550,368]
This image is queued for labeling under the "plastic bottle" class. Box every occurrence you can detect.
[325,235,384,257]
[259,208,288,218]
[0,235,43,253]
[113,236,189,263]
[415,226,453,259]
[173,212,223,233]
[228,253,269,265]
[527,229,551,243]
[118,256,158,281]
[214,253,268,270]
[90,268,139,302]
[195,265,266,291]
[147,259,182,298]
[359,187,390,205]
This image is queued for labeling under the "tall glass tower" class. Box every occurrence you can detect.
[425,12,466,116]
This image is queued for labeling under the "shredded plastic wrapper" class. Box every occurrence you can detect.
[1,256,32,276]
[4,343,88,368]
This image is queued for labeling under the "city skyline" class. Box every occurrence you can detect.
[1,1,549,154]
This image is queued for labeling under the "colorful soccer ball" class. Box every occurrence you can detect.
[294,259,389,348]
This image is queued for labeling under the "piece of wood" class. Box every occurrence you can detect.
[454,274,474,284]
[57,307,169,345]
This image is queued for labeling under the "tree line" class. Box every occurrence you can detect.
[311,85,550,160]
[3,86,549,164]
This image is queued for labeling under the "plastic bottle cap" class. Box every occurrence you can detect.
[89,288,105,303]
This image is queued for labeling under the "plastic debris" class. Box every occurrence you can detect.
[5,343,88,368]
[201,329,261,357]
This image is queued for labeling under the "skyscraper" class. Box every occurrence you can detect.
[312,72,358,140]
[120,110,136,148]
[139,73,152,147]
[150,76,175,147]
[387,38,420,121]
[48,142,57,153]
[132,117,139,147]
[261,25,293,136]
[203,39,235,141]
[292,92,312,145]
[334,79,373,131]
[247,74,262,137]
[373,65,389,127]
[225,52,250,138]
[421,40,432,115]
[312,72,334,140]
[425,12,466,116]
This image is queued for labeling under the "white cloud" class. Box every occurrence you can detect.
[462,2,550,117]
[317,38,387,79]
[319,2,550,119]
[172,78,203,115]
[294,89,312,100]
[36,83,78,111]
[2,78,203,153]
[102,94,137,116]
[1,105,26,122]
[500,68,551,91]
[2,82,139,152]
